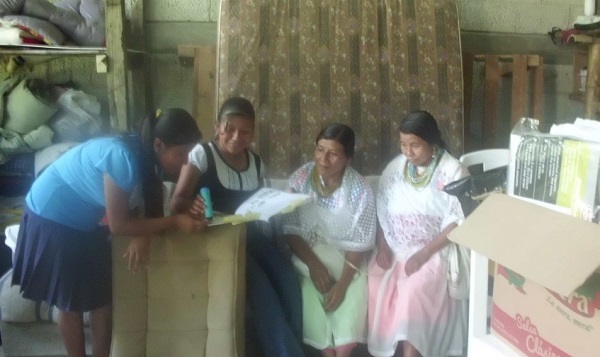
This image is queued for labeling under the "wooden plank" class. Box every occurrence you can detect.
[511,54,528,127]
[474,54,540,67]
[461,31,574,66]
[106,0,129,131]
[526,54,540,67]
[192,49,200,120]
[191,45,217,140]
[462,52,475,153]
[483,55,499,148]
[178,44,197,59]
[585,42,600,119]
[533,57,544,123]
[129,0,152,121]
[0,48,106,56]
[498,55,541,77]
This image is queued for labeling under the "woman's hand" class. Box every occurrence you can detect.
[323,279,350,312]
[123,236,151,273]
[188,195,206,219]
[376,244,393,270]
[174,213,207,233]
[404,249,431,276]
[309,261,332,294]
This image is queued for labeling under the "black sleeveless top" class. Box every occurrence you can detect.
[195,142,263,214]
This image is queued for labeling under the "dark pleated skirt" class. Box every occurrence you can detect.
[11,207,112,312]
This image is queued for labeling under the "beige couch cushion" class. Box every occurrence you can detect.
[112,224,246,357]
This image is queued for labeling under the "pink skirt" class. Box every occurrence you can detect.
[367,251,466,357]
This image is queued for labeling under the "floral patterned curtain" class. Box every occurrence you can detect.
[217,0,463,177]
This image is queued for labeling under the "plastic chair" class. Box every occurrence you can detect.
[459,148,509,172]
[459,148,513,357]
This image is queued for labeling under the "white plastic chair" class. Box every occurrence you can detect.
[458,148,517,356]
[459,148,509,172]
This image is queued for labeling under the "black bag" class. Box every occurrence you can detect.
[443,165,507,216]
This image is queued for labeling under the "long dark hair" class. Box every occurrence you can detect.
[138,108,201,217]
[216,96,255,126]
[316,123,355,158]
[398,111,447,151]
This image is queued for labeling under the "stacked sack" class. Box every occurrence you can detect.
[0,0,105,47]
[0,75,105,164]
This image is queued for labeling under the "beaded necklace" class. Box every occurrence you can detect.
[311,167,342,197]
[404,146,444,188]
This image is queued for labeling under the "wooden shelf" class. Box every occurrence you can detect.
[0,46,107,56]
[0,0,132,131]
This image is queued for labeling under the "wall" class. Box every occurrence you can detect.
[0,0,589,150]
[143,0,218,120]
[459,0,589,146]
[143,0,590,150]
[459,0,583,34]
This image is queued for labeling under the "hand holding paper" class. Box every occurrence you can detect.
[208,187,311,226]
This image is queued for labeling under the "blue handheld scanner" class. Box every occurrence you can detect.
[199,187,214,220]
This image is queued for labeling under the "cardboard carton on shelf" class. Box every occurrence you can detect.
[450,118,600,357]
[450,194,600,357]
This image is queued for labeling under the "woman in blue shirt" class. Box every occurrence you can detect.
[11,108,205,357]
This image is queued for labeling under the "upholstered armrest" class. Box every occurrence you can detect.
[112,224,246,357]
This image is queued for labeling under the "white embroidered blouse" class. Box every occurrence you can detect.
[377,151,468,255]
[282,162,377,252]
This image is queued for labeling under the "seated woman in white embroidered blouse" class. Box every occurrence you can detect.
[283,123,376,357]
[367,111,469,357]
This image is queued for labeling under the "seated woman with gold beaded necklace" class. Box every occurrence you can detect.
[283,123,377,357]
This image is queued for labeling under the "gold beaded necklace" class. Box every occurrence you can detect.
[311,167,341,197]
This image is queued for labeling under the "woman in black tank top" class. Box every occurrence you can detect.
[169,97,305,357]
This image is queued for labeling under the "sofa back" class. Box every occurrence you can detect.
[112,225,246,357]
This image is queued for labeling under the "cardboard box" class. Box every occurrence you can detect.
[449,193,600,357]
[507,134,600,222]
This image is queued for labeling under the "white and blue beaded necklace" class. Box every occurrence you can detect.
[404,146,444,188]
